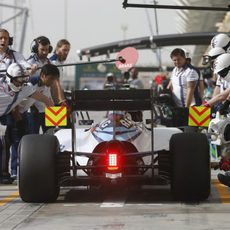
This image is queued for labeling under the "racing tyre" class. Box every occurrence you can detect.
[45,127,60,135]
[19,134,60,203]
[182,126,198,133]
[170,132,210,202]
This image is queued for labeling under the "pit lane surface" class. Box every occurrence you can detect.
[0,170,230,230]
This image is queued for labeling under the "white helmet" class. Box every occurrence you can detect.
[211,34,230,52]
[6,63,29,92]
[213,53,230,82]
[202,47,225,66]
[106,72,115,82]
[208,47,225,60]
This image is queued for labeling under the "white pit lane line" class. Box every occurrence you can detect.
[100,202,125,208]
[100,192,127,208]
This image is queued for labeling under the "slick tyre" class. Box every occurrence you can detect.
[170,132,210,202]
[19,134,60,203]
[45,127,60,135]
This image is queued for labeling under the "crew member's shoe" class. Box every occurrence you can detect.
[0,176,13,184]
[10,174,17,181]
[217,173,230,187]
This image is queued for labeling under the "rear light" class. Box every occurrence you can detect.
[107,153,120,170]
[105,140,123,171]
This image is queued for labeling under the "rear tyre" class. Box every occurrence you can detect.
[170,132,210,202]
[45,127,60,135]
[19,134,60,202]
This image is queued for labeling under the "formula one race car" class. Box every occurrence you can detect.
[18,89,210,203]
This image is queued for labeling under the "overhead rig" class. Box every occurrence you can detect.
[122,0,230,12]
[78,32,222,60]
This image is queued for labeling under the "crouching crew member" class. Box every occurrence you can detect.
[0,63,53,182]
[18,63,67,134]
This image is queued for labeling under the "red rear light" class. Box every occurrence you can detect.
[106,151,121,171]
[105,140,123,171]
[107,153,119,170]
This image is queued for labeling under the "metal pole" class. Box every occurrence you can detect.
[153,1,159,35]
[143,0,154,37]
[153,0,162,69]
[0,11,24,26]
[0,57,125,73]
[123,2,230,11]
[13,0,17,48]
[0,3,26,10]
[54,58,124,68]
[19,8,28,53]
[64,0,67,37]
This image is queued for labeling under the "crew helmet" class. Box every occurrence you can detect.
[211,34,230,52]
[208,47,225,60]
[213,53,230,82]
[106,72,115,83]
[6,63,30,92]
[202,47,226,66]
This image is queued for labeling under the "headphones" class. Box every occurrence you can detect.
[31,36,53,53]
[8,36,13,46]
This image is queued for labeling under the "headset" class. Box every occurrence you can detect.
[30,36,53,53]
[8,36,13,46]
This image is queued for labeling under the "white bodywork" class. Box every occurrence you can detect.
[55,126,182,153]
[55,114,182,176]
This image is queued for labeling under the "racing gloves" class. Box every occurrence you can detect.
[59,100,71,116]
[219,157,230,171]
[201,100,210,107]
[218,100,230,115]
[58,100,72,128]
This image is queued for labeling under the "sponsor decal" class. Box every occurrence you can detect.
[115,47,139,71]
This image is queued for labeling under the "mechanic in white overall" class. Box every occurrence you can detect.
[203,53,230,108]
[199,34,230,187]
[167,48,200,126]
[26,36,66,134]
[18,63,63,134]
[128,67,144,89]
[204,34,230,108]
[0,63,53,183]
[184,49,204,105]
[208,53,230,187]
[49,39,71,86]
[0,28,38,183]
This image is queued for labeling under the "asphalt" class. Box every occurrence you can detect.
[0,170,230,229]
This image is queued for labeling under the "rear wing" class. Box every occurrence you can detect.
[68,89,155,176]
[71,89,154,111]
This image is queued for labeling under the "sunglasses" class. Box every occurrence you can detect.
[13,75,30,83]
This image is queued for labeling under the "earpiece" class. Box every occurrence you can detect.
[8,36,13,46]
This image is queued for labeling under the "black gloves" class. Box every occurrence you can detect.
[218,100,230,115]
